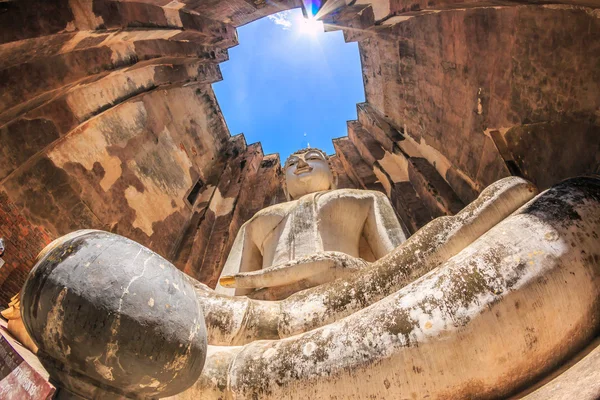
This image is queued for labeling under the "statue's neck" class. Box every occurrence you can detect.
[289,189,333,202]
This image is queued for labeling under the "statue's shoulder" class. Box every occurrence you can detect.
[319,188,388,200]
[247,200,296,222]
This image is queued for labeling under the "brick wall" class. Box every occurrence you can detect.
[0,192,54,306]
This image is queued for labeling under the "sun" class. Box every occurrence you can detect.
[296,15,324,36]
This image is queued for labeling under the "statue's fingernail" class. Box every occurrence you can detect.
[220,276,236,287]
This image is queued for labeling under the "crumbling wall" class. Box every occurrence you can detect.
[1,84,232,259]
[327,3,600,203]
[0,193,54,304]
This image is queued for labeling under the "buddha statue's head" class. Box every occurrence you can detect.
[284,148,336,200]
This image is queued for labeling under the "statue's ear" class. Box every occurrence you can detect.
[284,184,292,201]
[329,161,338,190]
[283,173,292,201]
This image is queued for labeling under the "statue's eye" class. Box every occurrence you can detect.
[287,158,299,167]
[306,153,324,160]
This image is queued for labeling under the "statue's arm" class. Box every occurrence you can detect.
[219,252,369,292]
[363,192,408,259]
[217,221,262,295]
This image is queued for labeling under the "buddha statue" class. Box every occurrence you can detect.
[216,147,408,300]
[11,145,600,399]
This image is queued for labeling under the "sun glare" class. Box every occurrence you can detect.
[296,15,324,36]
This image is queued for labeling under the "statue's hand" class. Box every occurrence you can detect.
[219,252,369,290]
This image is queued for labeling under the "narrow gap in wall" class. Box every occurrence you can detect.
[186,178,204,206]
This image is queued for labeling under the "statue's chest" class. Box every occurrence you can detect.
[260,194,368,267]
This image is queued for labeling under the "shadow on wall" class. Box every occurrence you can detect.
[494,120,600,190]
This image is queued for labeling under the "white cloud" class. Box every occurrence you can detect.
[267,10,293,30]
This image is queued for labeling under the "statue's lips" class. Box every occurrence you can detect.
[294,166,313,175]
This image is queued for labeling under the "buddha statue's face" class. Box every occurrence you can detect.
[285,149,334,200]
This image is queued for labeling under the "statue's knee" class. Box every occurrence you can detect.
[20,230,207,399]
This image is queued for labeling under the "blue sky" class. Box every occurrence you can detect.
[212,8,365,161]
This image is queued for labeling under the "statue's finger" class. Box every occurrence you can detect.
[220,262,327,289]
[219,275,237,288]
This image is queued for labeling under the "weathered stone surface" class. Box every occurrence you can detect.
[11,174,599,400]
[188,176,537,347]
[2,84,231,259]
[328,154,357,190]
[216,146,408,299]
[0,193,54,306]
[0,1,308,299]
[0,61,223,181]
[521,338,600,400]
[0,4,237,270]
[322,4,375,38]
[333,137,385,192]
[0,0,297,42]
[184,177,599,400]
[387,181,432,233]
[93,0,238,46]
[0,30,228,114]
[0,2,599,397]
[408,157,464,216]
[356,102,403,151]
[503,120,600,190]
[348,116,464,220]
[222,153,285,267]
[21,230,207,399]
[350,4,600,197]
[0,0,76,44]
[179,137,269,287]
[180,0,302,27]
[347,120,385,166]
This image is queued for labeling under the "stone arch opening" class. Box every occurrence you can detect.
[213,7,366,160]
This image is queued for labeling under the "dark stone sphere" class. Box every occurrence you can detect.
[21,230,207,399]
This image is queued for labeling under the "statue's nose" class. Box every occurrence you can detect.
[297,158,309,168]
